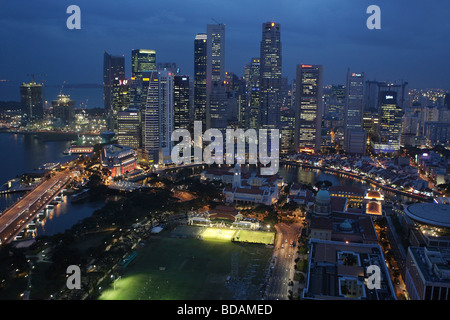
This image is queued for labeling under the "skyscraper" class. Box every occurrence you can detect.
[131,49,156,79]
[20,81,43,122]
[141,70,174,164]
[173,75,190,130]
[344,71,366,154]
[344,71,365,131]
[194,33,207,128]
[206,24,226,130]
[103,51,125,129]
[117,108,140,149]
[377,91,403,152]
[259,22,282,129]
[294,64,323,153]
[245,57,261,129]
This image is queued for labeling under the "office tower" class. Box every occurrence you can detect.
[117,108,140,149]
[157,62,178,74]
[344,71,365,131]
[206,23,226,130]
[173,75,190,130]
[377,91,403,152]
[194,33,207,128]
[259,22,282,129]
[111,78,130,130]
[244,57,261,129]
[103,51,125,129]
[445,93,450,109]
[365,80,408,112]
[344,71,366,154]
[52,94,75,126]
[131,49,156,79]
[20,81,43,122]
[141,70,174,164]
[280,107,295,154]
[294,64,323,153]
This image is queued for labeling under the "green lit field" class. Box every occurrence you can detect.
[99,235,273,300]
[233,230,275,245]
[200,227,237,241]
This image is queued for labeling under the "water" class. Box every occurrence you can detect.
[0,132,105,237]
[35,195,106,237]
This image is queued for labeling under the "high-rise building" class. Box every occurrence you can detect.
[344,71,365,131]
[377,91,403,152]
[294,64,323,153]
[117,108,140,149]
[259,22,282,129]
[132,49,156,79]
[173,75,190,130]
[244,57,261,129]
[206,24,226,130]
[111,78,130,130]
[194,33,207,128]
[103,52,125,129]
[20,81,43,122]
[141,70,174,164]
[280,107,295,154]
[52,94,75,126]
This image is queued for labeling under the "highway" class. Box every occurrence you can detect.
[265,222,302,300]
[0,170,72,244]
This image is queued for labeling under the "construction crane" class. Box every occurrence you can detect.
[59,80,66,96]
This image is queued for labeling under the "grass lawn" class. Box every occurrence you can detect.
[233,230,275,245]
[99,236,272,300]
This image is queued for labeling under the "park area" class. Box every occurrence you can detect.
[99,226,274,300]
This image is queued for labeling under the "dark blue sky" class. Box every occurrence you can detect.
[1,0,449,107]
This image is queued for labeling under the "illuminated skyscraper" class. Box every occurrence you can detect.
[245,57,261,129]
[344,71,366,154]
[377,91,403,152]
[141,70,174,164]
[132,49,156,79]
[103,51,125,129]
[294,64,323,153]
[20,81,43,122]
[259,22,282,129]
[194,33,207,128]
[117,108,140,149]
[173,75,190,130]
[344,71,365,131]
[206,24,226,130]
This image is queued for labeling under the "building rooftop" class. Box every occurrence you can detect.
[405,203,450,228]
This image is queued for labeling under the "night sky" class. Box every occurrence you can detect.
[1,0,449,107]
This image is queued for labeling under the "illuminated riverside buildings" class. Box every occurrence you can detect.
[294,64,323,153]
[20,81,44,122]
[52,94,75,126]
[259,22,282,129]
[103,51,125,129]
[117,108,140,149]
[131,49,156,79]
[194,33,208,128]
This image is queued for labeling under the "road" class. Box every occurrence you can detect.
[265,222,302,300]
[0,170,72,244]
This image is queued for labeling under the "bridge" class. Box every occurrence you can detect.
[0,170,73,244]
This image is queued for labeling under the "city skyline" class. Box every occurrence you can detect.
[1,0,450,105]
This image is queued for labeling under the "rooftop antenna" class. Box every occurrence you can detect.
[60,80,66,96]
